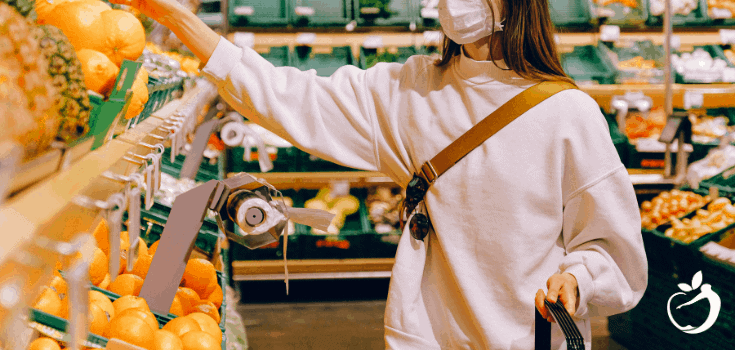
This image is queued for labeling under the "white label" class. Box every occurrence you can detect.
[684,90,704,109]
[423,30,444,44]
[360,7,380,15]
[723,68,735,83]
[234,32,255,49]
[421,7,439,18]
[671,35,681,51]
[233,6,254,16]
[711,8,733,19]
[720,29,735,44]
[345,20,357,32]
[296,33,317,45]
[295,6,315,16]
[363,35,384,49]
[600,25,621,42]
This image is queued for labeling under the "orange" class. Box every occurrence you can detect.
[121,237,150,275]
[103,315,155,350]
[41,0,110,50]
[89,303,110,335]
[89,10,145,67]
[89,247,109,286]
[180,330,220,350]
[89,290,115,320]
[187,313,222,341]
[33,287,62,318]
[192,301,219,324]
[111,295,150,316]
[149,241,159,256]
[28,337,61,350]
[182,259,217,299]
[54,261,63,275]
[124,68,149,119]
[200,275,218,300]
[59,297,69,319]
[92,219,110,256]
[108,274,144,297]
[76,49,118,96]
[131,252,153,280]
[161,316,201,338]
[169,295,185,317]
[97,273,111,289]
[152,329,183,350]
[176,287,200,314]
[117,308,159,332]
[49,276,67,301]
[205,285,222,309]
[35,0,99,24]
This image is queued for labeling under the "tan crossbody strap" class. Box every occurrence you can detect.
[416,81,578,185]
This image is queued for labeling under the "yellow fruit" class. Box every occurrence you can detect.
[35,0,97,24]
[28,337,61,350]
[41,1,110,50]
[59,297,69,319]
[176,287,199,315]
[117,308,159,332]
[161,316,201,338]
[180,331,220,350]
[182,259,217,299]
[97,273,111,289]
[192,301,219,324]
[103,315,155,350]
[89,290,115,319]
[111,295,150,316]
[169,295,185,317]
[131,253,153,280]
[187,313,222,341]
[89,247,109,286]
[49,276,67,301]
[124,68,149,119]
[205,285,222,309]
[76,49,118,96]
[152,329,183,350]
[34,287,62,318]
[89,10,145,67]
[108,274,144,297]
[89,303,109,335]
[92,219,110,256]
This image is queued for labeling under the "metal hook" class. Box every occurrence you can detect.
[122,156,145,165]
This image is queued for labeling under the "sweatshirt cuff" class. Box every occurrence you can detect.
[562,263,594,318]
[201,36,243,83]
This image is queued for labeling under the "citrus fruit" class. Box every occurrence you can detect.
[92,219,110,256]
[182,259,217,299]
[40,0,110,50]
[201,275,218,300]
[49,276,67,301]
[111,295,150,315]
[161,316,201,338]
[192,301,219,324]
[89,302,110,335]
[97,273,111,289]
[103,315,155,350]
[131,254,153,280]
[33,287,62,318]
[76,49,118,96]
[88,9,145,67]
[35,0,97,24]
[117,308,159,332]
[152,329,183,350]
[187,313,222,340]
[169,295,185,317]
[88,247,109,286]
[89,290,115,319]
[108,274,144,296]
[149,241,159,256]
[176,287,200,314]
[180,330,220,350]
[28,337,61,350]
[124,68,149,119]
[205,285,222,309]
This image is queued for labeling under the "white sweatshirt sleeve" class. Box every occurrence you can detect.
[556,91,648,319]
[200,36,381,171]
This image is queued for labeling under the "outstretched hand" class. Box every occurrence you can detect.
[536,272,579,323]
[109,0,181,24]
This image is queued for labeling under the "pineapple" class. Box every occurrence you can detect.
[0,3,59,159]
[34,24,92,142]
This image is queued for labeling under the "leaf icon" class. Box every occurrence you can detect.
[678,283,693,292]
[692,271,703,290]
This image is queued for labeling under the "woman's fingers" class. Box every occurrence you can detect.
[546,275,564,303]
[535,289,554,323]
[558,282,577,315]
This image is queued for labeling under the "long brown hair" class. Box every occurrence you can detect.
[435,0,574,85]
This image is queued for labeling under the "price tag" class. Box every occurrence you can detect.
[234,32,255,49]
[363,35,384,49]
[723,67,735,82]
[294,6,315,16]
[296,33,317,45]
[423,30,444,45]
[671,35,681,51]
[684,90,704,109]
[233,6,254,16]
[421,7,439,18]
[721,29,735,44]
[711,8,733,19]
[600,25,620,42]
[345,20,357,32]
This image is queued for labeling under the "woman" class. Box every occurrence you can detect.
[114,0,648,348]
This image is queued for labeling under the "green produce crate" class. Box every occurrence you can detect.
[605,40,666,84]
[561,44,619,84]
[550,0,593,27]
[88,60,142,150]
[198,0,224,26]
[226,146,302,173]
[29,308,108,348]
[359,46,418,69]
[257,46,291,67]
[593,0,649,27]
[708,2,735,25]
[290,0,354,27]
[134,76,185,124]
[699,169,735,194]
[675,45,735,84]
[646,0,710,26]
[228,0,289,27]
[290,45,357,77]
[355,0,419,27]
[162,147,224,183]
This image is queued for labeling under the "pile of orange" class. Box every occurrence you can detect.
[35,0,149,118]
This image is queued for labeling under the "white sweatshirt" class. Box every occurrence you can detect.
[202,37,648,350]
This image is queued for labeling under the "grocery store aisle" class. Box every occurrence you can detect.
[235,279,629,350]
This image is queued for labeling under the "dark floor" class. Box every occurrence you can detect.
[235,279,629,350]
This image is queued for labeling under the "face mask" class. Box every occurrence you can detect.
[438,0,504,45]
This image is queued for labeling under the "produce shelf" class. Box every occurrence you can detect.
[231,258,395,281]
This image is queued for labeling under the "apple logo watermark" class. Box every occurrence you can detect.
[667,271,722,334]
